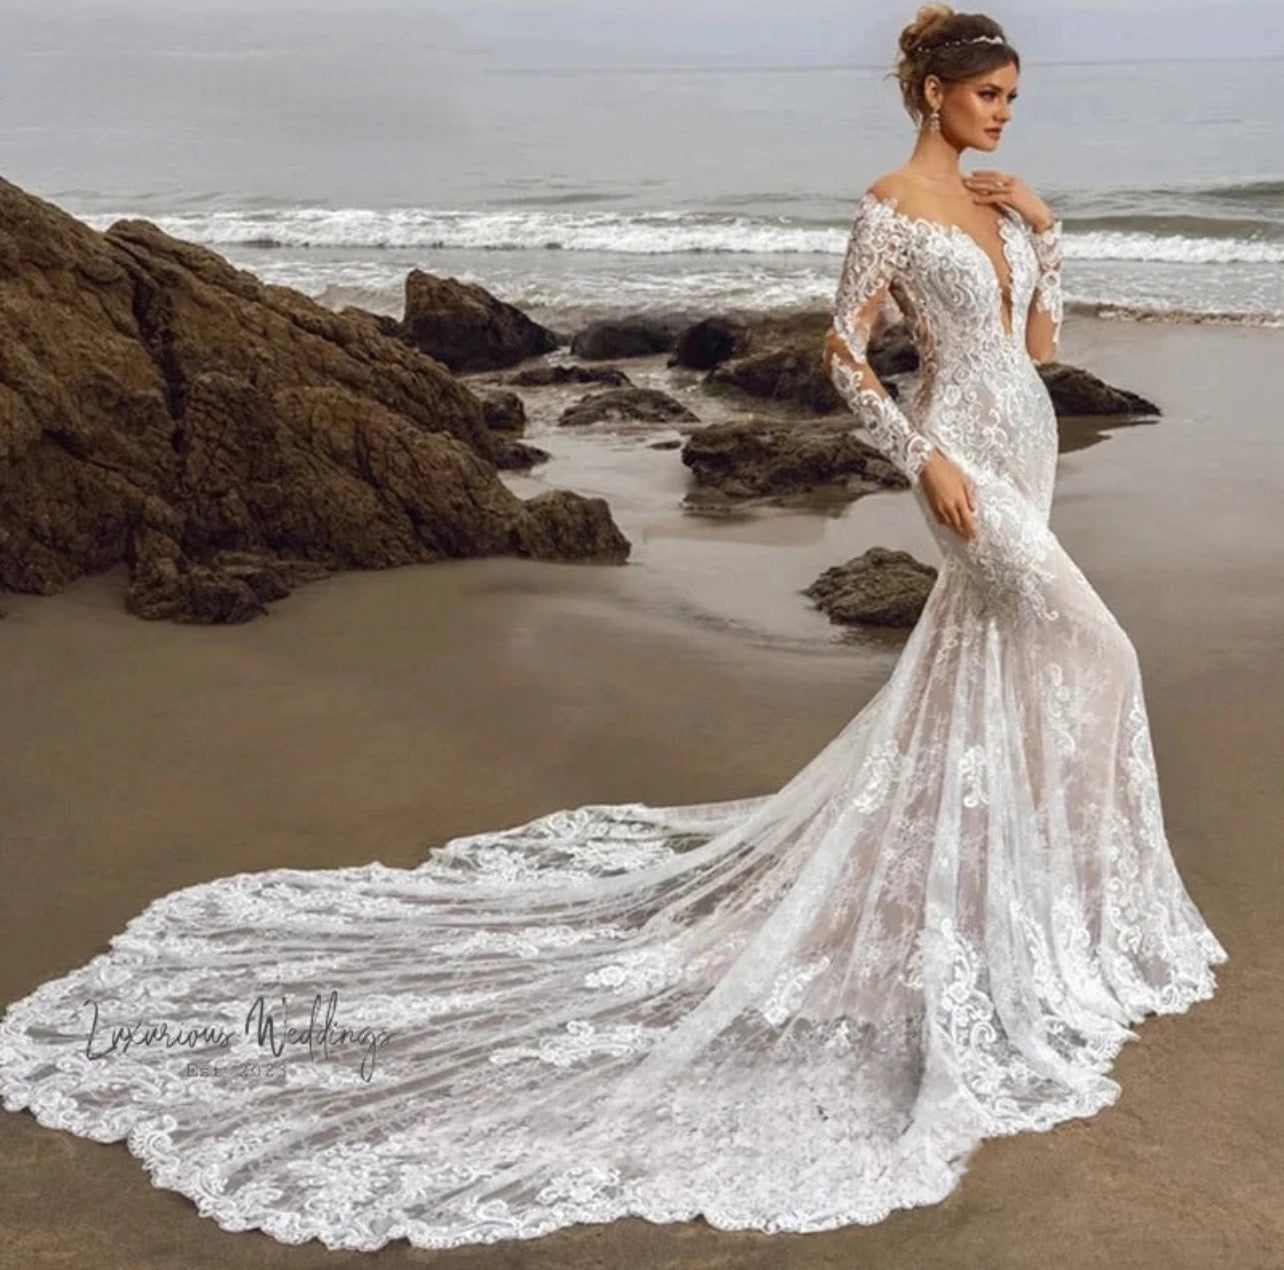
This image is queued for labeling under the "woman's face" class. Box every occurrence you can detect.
[934,61,1019,151]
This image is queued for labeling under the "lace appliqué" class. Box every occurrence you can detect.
[1028,218,1064,354]
[829,198,936,482]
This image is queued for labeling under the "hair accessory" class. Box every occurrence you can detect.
[932,34,1008,49]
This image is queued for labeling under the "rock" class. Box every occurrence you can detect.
[1037,362,1160,416]
[669,317,751,370]
[569,315,690,360]
[399,269,560,372]
[503,364,630,387]
[559,387,699,428]
[493,439,552,469]
[866,324,921,376]
[508,488,629,557]
[477,389,526,433]
[706,342,845,413]
[0,175,629,623]
[681,417,905,499]
[701,313,909,413]
[804,547,938,628]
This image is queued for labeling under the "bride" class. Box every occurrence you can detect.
[0,4,1227,1254]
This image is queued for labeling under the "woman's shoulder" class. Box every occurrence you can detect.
[855,172,913,215]
[865,171,912,202]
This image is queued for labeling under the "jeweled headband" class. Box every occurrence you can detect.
[930,34,1008,49]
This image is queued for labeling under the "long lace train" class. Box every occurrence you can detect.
[0,529,1226,1251]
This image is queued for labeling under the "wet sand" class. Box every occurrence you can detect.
[1,313,1281,1268]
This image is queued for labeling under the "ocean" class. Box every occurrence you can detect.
[4,7,1283,331]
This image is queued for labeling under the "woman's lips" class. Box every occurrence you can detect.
[985,129,1002,137]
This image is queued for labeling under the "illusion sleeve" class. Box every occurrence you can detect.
[1026,217,1064,360]
[827,197,936,484]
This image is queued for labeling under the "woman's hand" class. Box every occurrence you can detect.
[962,170,1054,233]
[919,449,979,542]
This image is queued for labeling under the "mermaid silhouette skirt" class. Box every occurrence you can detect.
[0,452,1228,1251]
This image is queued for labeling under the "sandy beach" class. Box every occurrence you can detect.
[1,311,1281,1268]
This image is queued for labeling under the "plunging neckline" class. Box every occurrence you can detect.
[858,189,1021,341]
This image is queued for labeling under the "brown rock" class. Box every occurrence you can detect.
[477,389,527,433]
[559,387,699,428]
[503,364,630,388]
[681,416,905,499]
[569,315,689,361]
[804,547,938,628]
[0,175,629,623]
[705,342,849,413]
[1037,362,1161,416]
[669,316,752,370]
[399,269,560,372]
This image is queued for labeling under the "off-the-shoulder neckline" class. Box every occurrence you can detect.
[856,188,1024,239]
[855,189,1024,340]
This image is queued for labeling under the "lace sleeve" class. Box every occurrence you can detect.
[827,195,936,484]
[1027,217,1064,359]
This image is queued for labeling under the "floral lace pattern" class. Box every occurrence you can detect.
[0,185,1225,1254]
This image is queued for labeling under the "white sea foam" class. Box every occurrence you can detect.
[72,205,1284,266]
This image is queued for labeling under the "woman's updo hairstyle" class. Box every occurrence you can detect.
[892,5,1019,127]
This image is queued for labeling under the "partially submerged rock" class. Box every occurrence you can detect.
[559,387,699,428]
[502,364,630,388]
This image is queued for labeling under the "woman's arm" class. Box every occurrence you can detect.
[1024,215,1064,364]
[823,194,936,484]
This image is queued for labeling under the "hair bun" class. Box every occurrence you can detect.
[899,4,956,58]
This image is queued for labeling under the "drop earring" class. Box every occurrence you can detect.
[928,105,941,133]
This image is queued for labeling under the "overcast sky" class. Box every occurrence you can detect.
[7,1,1283,67]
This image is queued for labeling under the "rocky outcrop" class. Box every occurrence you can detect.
[0,176,629,623]
[804,547,938,628]
[399,270,561,372]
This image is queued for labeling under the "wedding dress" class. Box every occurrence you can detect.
[0,187,1227,1253]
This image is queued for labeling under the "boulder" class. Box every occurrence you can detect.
[399,269,560,372]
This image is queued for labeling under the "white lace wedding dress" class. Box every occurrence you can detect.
[0,188,1227,1252]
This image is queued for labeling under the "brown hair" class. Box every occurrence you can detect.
[892,5,1020,126]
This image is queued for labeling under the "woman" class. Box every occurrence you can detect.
[0,4,1226,1253]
